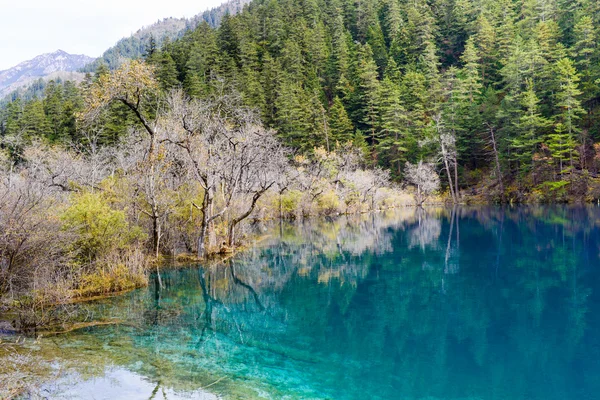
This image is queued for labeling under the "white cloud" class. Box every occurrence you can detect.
[0,0,225,70]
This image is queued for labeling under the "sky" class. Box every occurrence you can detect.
[0,0,225,70]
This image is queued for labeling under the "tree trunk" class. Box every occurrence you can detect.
[416,185,424,207]
[441,140,456,203]
[197,191,211,259]
[489,125,505,201]
[227,188,271,247]
[323,109,330,153]
[152,214,159,257]
[454,156,459,202]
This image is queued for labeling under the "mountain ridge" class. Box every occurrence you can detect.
[0,50,93,97]
[1,0,252,101]
[83,0,252,72]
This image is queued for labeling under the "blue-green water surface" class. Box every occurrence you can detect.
[46,207,600,399]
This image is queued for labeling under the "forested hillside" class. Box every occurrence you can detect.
[81,0,252,72]
[153,0,599,202]
[2,0,600,202]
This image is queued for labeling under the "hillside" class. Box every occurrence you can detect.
[152,0,600,202]
[81,17,188,73]
[0,50,92,97]
[83,0,252,72]
[2,0,600,203]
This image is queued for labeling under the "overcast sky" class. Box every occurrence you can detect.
[0,0,225,70]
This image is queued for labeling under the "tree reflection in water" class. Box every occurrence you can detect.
[22,206,600,399]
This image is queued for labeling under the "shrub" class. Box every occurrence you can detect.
[61,191,145,263]
[76,248,149,297]
[317,190,341,215]
[536,180,569,203]
[276,190,303,218]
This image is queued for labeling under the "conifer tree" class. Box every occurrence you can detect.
[21,100,49,140]
[572,16,599,103]
[460,37,483,103]
[43,81,64,141]
[473,14,497,84]
[552,57,586,169]
[155,52,179,91]
[356,44,381,151]
[377,76,410,176]
[328,96,354,144]
[511,79,550,175]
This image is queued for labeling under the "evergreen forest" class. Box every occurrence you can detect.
[3,0,600,202]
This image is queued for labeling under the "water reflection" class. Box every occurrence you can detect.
[35,207,600,399]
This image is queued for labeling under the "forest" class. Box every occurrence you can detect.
[1,0,600,327]
[3,0,600,202]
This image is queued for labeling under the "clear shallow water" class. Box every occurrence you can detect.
[42,207,600,399]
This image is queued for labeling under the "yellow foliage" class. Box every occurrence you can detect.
[317,190,341,215]
[79,60,159,123]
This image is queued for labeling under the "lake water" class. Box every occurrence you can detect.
[34,207,600,399]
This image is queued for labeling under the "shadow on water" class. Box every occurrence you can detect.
[12,205,600,399]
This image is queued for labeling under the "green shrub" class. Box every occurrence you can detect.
[536,180,569,203]
[276,190,303,218]
[317,190,341,215]
[61,191,145,262]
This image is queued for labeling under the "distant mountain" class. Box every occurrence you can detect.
[81,17,188,73]
[190,0,251,29]
[0,50,93,97]
[83,0,252,72]
[0,0,251,101]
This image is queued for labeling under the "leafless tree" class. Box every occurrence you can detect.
[404,160,440,206]
[431,113,459,203]
[163,90,287,254]
[0,168,75,327]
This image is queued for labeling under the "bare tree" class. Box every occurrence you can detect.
[79,60,165,255]
[163,90,287,254]
[485,122,505,200]
[404,160,440,206]
[0,168,75,327]
[432,113,459,203]
[223,125,287,246]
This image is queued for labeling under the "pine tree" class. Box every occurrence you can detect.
[383,0,402,44]
[552,57,586,169]
[399,69,428,153]
[547,123,578,177]
[460,37,483,103]
[356,44,380,151]
[218,13,240,63]
[572,15,599,103]
[2,99,24,138]
[495,0,517,62]
[21,100,50,140]
[275,77,314,150]
[420,40,443,112]
[474,14,497,84]
[155,52,179,91]
[43,80,64,142]
[143,35,158,62]
[328,96,354,145]
[511,79,551,175]
[376,76,410,176]
[239,39,265,111]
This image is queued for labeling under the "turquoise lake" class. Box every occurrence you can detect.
[41,207,600,399]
